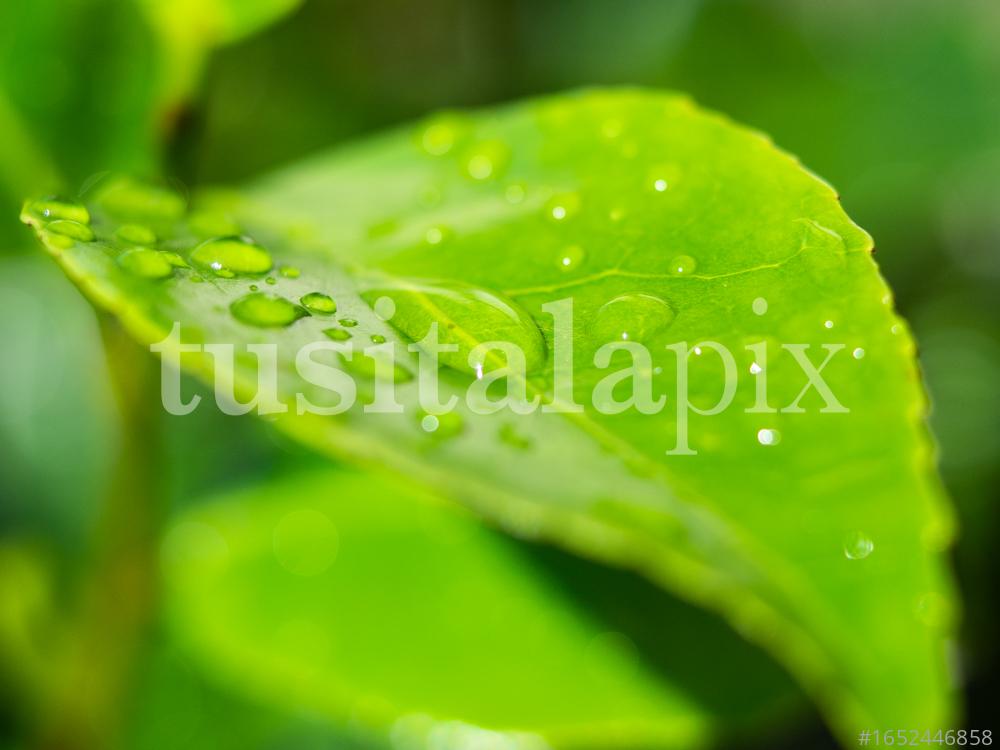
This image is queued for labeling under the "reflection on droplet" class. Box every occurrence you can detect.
[750,361,763,375]
[824,320,834,329]
[752,297,768,316]
[853,347,865,359]
[669,255,697,275]
[557,245,585,271]
[592,293,674,344]
[843,531,874,560]
[191,236,272,276]
[230,292,307,328]
[756,428,780,446]
[653,178,668,192]
[272,509,338,577]
[300,292,336,315]
[117,248,174,279]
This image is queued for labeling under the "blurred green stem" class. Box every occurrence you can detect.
[37,316,162,750]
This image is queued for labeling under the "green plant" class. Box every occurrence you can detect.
[20,89,956,748]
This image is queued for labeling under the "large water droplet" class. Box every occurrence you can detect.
[117,248,174,280]
[46,220,94,242]
[230,292,307,328]
[843,531,874,560]
[191,236,272,277]
[592,293,674,344]
[362,281,547,377]
[115,223,156,245]
[29,197,90,224]
[300,292,336,315]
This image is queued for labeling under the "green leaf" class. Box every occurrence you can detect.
[163,467,799,748]
[21,89,957,742]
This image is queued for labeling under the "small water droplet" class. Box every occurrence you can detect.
[419,410,463,438]
[339,318,358,328]
[300,292,337,315]
[46,220,94,242]
[230,292,307,328]
[592,293,674,344]
[752,297,768,316]
[890,323,902,335]
[545,192,580,222]
[117,248,174,279]
[249,284,258,291]
[191,236,272,277]
[265,276,277,285]
[669,255,697,275]
[115,223,156,245]
[504,183,526,204]
[824,320,834,329]
[280,266,300,279]
[463,139,510,181]
[29,197,90,224]
[557,244,585,271]
[323,328,352,341]
[852,347,865,359]
[653,178,668,192]
[370,334,386,344]
[756,428,781,446]
[843,531,874,560]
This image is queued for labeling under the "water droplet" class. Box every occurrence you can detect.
[362,281,546,377]
[557,244,585,271]
[300,292,336,315]
[419,410,463,438]
[545,192,580,222]
[498,423,531,450]
[462,139,510,181]
[323,328,352,341]
[29,197,90,224]
[117,248,174,279]
[852,347,865,359]
[505,183,526,204]
[752,297,768,316]
[115,223,156,245]
[890,323,902,335]
[370,334,386,344]
[424,224,452,245]
[46,220,94,242]
[592,293,674,344]
[230,292,307,328]
[750,361,763,375]
[265,276,277,285]
[843,531,874,560]
[191,236,272,276]
[249,284,258,291]
[418,114,468,156]
[339,318,358,328]
[280,266,300,279]
[653,178,668,192]
[824,320,834,329]
[669,255,697,275]
[756,428,781,446]
[272,510,338,577]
